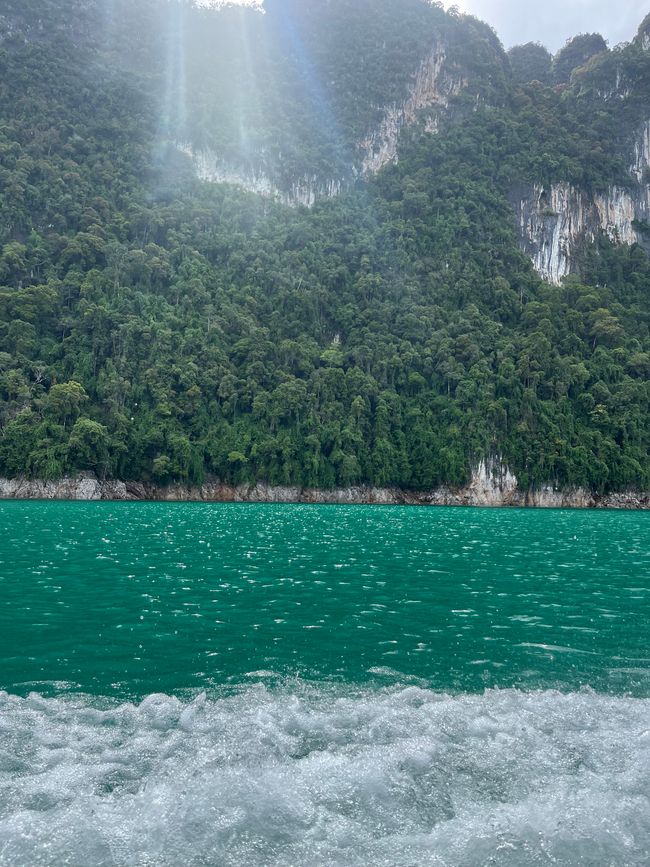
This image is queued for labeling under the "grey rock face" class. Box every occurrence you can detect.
[514,121,650,283]
[176,143,346,208]
[1,465,647,510]
[359,46,464,174]
[178,44,465,207]
[0,476,129,500]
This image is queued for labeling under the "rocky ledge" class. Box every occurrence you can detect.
[0,473,647,510]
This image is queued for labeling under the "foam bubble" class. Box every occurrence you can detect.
[0,685,649,865]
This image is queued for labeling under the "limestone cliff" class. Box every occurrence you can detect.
[179,45,464,206]
[1,465,647,509]
[631,119,650,183]
[359,46,465,174]
[636,14,650,53]
[176,143,345,208]
[515,121,650,283]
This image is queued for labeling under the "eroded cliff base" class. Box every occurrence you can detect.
[0,475,647,510]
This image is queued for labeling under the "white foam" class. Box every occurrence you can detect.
[0,685,649,865]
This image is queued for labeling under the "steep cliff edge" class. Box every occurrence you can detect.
[180,42,466,206]
[514,121,650,283]
[168,3,506,206]
[359,46,465,174]
[515,175,650,284]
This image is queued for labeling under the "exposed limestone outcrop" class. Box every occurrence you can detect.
[635,15,650,52]
[631,120,650,183]
[360,47,464,174]
[0,476,129,501]
[516,182,650,284]
[515,121,650,283]
[178,45,465,205]
[1,465,647,509]
[177,144,277,198]
[176,143,345,207]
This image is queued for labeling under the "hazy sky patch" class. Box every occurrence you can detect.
[442,0,647,51]
[194,0,264,9]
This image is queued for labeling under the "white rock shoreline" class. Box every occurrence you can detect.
[0,475,647,510]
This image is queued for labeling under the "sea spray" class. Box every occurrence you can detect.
[1,684,649,866]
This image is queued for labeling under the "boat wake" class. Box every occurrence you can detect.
[0,684,648,865]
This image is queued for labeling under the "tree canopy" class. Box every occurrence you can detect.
[0,0,648,493]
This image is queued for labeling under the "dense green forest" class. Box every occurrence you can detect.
[0,0,649,492]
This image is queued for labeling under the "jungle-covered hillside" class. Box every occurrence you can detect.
[0,0,649,492]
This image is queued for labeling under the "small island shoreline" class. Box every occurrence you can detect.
[0,475,648,510]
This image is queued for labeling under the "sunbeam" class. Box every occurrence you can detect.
[266,1,350,180]
[159,1,188,141]
[233,6,261,166]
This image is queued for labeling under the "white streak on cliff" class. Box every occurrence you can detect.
[518,181,650,285]
[176,143,343,207]
[630,120,650,183]
[518,184,578,285]
[360,47,464,174]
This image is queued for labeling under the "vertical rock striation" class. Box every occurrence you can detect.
[360,47,464,174]
[515,121,650,283]
[630,119,650,183]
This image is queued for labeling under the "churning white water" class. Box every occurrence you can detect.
[1,685,649,866]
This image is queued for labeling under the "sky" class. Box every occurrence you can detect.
[441,0,648,52]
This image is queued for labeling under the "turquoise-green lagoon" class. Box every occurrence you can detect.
[1,502,649,865]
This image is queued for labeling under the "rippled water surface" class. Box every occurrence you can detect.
[1,503,649,697]
[1,502,649,865]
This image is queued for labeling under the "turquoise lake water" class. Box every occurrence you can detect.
[1,502,649,865]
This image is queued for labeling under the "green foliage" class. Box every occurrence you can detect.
[508,43,552,85]
[0,0,648,494]
[553,33,609,84]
